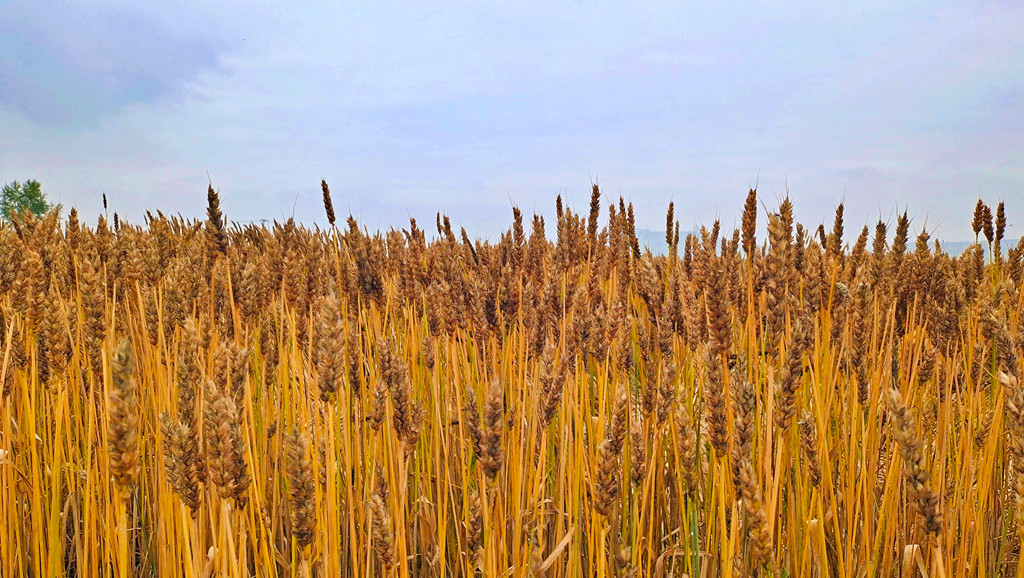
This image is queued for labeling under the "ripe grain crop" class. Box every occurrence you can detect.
[0,188,1023,576]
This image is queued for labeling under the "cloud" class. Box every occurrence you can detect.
[0,2,231,125]
[1,1,1022,242]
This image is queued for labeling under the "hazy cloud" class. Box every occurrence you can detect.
[1,1,1022,241]
[0,2,230,125]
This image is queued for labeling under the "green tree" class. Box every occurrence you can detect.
[1,179,57,220]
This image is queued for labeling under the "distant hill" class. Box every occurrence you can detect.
[636,228,672,255]
[637,228,984,258]
[941,241,986,257]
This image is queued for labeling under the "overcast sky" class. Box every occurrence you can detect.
[1,1,1022,242]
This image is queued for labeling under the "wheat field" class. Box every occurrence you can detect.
[1,183,1022,577]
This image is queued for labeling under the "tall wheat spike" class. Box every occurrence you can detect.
[0,184,1019,576]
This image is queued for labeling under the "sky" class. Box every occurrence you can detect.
[1,1,1022,243]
